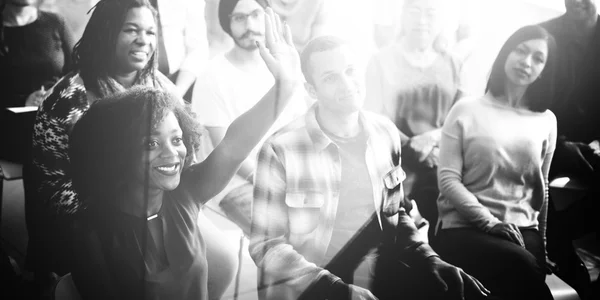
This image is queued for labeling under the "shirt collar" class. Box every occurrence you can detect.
[305,103,376,152]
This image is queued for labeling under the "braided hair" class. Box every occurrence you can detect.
[72,0,159,97]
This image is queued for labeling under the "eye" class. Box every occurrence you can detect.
[123,27,137,34]
[172,137,183,145]
[324,75,337,83]
[534,55,545,64]
[346,67,355,76]
[146,140,159,150]
[147,30,156,36]
[514,47,527,55]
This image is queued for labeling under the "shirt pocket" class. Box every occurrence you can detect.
[382,165,408,217]
[285,191,324,234]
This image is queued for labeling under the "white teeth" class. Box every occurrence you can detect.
[156,165,178,172]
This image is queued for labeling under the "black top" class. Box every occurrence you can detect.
[0,11,74,108]
[540,16,600,143]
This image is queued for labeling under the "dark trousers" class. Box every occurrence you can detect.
[22,165,75,276]
[435,227,553,300]
[322,215,460,300]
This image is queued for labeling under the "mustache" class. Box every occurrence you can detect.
[240,31,263,39]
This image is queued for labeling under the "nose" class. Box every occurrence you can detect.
[245,18,260,32]
[160,142,178,158]
[520,54,533,68]
[135,31,153,45]
[339,75,355,92]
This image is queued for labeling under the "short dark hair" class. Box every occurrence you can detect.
[69,87,203,207]
[300,35,348,85]
[73,0,159,97]
[485,25,557,112]
[218,0,270,37]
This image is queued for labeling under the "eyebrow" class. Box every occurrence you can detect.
[319,64,355,78]
[151,129,182,136]
[123,22,155,30]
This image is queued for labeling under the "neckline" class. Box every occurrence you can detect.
[482,93,543,116]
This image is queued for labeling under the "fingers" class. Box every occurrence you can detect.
[432,271,449,294]
[274,11,283,41]
[263,8,276,48]
[461,270,491,297]
[283,22,294,46]
[508,224,525,247]
[257,40,275,67]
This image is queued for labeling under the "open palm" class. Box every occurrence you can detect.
[257,7,300,83]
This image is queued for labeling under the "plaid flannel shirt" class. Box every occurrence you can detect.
[249,104,437,300]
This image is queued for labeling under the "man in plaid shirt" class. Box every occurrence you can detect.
[249,36,489,300]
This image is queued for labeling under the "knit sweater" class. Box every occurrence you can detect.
[436,93,556,242]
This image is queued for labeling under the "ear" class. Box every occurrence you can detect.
[304,82,318,100]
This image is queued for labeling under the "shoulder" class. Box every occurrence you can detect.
[37,11,67,28]
[449,95,481,115]
[362,110,398,132]
[370,45,396,66]
[362,110,401,143]
[541,109,557,126]
[538,16,563,35]
[268,116,310,144]
[40,72,88,118]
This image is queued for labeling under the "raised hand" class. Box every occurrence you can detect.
[257,7,300,83]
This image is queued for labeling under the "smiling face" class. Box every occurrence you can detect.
[503,39,549,87]
[305,45,364,116]
[229,0,266,51]
[114,7,157,76]
[136,111,187,192]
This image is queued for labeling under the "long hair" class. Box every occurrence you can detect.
[485,25,557,112]
[69,87,203,208]
[72,0,159,97]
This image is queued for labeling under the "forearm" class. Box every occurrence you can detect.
[439,169,501,231]
[439,133,500,231]
[218,80,298,164]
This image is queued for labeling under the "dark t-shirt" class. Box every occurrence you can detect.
[540,16,600,143]
[0,11,74,108]
[72,167,210,300]
[0,11,73,162]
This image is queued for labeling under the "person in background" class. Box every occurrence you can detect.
[263,0,331,52]
[539,1,600,297]
[192,0,307,235]
[364,0,462,239]
[149,0,209,101]
[68,8,300,298]
[435,25,557,300]
[250,35,489,300]
[0,0,74,163]
[23,0,173,294]
[38,0,99,41]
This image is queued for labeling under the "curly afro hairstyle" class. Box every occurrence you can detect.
[69,86,203,207]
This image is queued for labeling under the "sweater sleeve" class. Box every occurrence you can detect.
[438,102,502,231]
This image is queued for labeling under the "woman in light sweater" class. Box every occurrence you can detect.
[434,25,557,300]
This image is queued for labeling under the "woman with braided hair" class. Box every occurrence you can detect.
[24,0,172,288]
